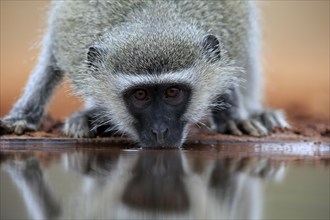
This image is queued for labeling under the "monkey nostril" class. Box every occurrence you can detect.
[152,128,168,144]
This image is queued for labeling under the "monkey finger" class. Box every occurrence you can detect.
[0,120,14,134]
[272,110,290,128]
[239,120,260,137]
[260,110,290,131]
[227,120,243,136]
[250,120,268,136]
[260,111,277,130]
[13,121,27,135]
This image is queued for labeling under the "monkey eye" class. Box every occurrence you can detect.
[165,87,180,98]
[134,89,148,101]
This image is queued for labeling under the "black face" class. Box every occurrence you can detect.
[124,83,191,147]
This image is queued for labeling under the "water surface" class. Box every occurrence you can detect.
[0,142,329,219]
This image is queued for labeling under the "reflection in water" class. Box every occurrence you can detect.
[122,152,189,213]
[2,150,286,219]
[4,158,61,219]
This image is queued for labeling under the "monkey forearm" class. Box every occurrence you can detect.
[1,33,63,134]
[9,66,63,123]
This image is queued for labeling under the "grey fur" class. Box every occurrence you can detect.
[1,28,63,135]
[0,0,289,144]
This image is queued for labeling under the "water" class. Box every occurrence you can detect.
[0,142,329,220]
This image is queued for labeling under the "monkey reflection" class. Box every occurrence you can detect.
[3,158,61,220]
[121,152,189,212]
[3,150,285,219]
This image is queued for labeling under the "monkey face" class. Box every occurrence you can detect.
[123,83,191,147]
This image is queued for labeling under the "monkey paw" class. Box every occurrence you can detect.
[256,109,289,131]
[63,112,95,138]
[216,109,289,137]
[0,117,37,135]
[219,118,267,136]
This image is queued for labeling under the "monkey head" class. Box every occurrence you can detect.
[76,25,239,147]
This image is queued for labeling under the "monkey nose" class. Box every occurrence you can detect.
[151,127,169,144]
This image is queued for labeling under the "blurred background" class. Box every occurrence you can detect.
[1,1,329,121]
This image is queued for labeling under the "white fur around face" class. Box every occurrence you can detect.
[106,61,239,137]
[72,55,241,143]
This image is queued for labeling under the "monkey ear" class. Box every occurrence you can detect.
[201,34,221,62]
[87,45,106,69]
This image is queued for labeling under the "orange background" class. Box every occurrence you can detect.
[1,1,329,121]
